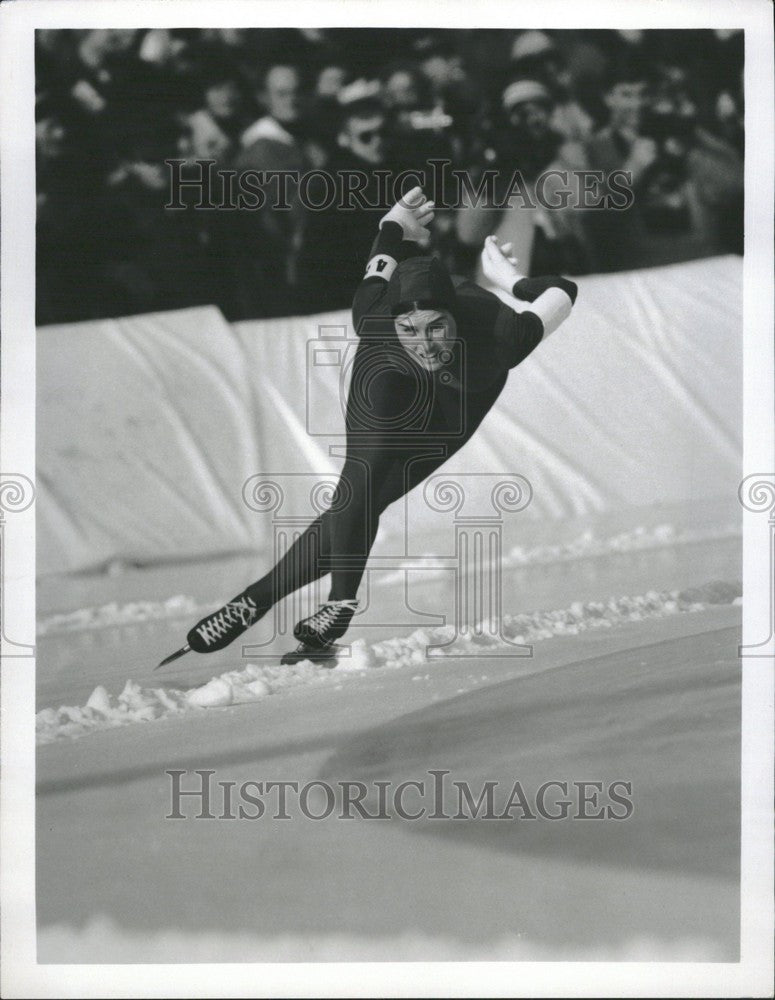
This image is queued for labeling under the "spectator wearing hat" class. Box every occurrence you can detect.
[457,78,590,281]
[509,30,594,143]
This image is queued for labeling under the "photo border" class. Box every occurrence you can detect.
[1,1,772,996]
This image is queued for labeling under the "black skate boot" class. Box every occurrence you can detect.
[279,599,359,666]
[293,599,359,651]
[157,588,270,668]
[188,590,269,653]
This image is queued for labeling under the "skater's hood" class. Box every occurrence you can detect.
[386,256,458,318]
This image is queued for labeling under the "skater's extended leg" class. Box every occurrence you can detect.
[181,513,334,657]
[292,440,406,649]
[326,453,381,601]
[244,512,333,607]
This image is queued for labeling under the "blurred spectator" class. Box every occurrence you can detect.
[180,55,254,162]
[382,60,429,114]
[582,55,743,270]
[457,78,590,279]
[137,29,187,69]
[412,33,480,163]
[687,109,744,256]
[234,64,313,316]
[380,58,458,186]
[581,62,658,271]
[298,84,388,311]
[35,28,745,325]
[69,29,139,119]
[97,104,219,316]
[317,64,349,99]
[509,31,594,142]
[307,63,352,156]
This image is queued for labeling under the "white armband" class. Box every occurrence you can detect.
[364,253,398,281]
[530,286,573,337]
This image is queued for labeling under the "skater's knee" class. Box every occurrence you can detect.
[333,460,372,510]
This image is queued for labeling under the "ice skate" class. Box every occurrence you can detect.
[293,599,359,651]
[279,643,344,666]
[156,589,270,669]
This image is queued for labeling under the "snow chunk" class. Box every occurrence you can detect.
[85,686,111,715]
[187,678,233,708]
[244,679,271,698]
[336,639,375,672]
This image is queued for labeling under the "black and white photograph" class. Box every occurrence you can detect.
[0,1,773,997]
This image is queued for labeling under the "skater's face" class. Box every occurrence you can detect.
[394,308,456,372]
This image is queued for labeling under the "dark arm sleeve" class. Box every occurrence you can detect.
[493,275,579,366]
[351,221,424,333]
[461,283,545,370]
[493,304,545,369]
[494,275,577,365]
[512,275,578,304]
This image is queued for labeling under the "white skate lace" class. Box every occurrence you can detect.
[306,600,359,635]
[196,596,259,647]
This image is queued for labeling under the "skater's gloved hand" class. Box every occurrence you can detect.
[380,186,435,246]
[481,235,525,293]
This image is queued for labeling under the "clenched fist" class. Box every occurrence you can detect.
[380,185,436,244]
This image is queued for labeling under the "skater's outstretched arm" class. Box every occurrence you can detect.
[476,235,579,368]
[352,186,435,331]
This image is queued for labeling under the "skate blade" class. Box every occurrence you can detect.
[155,644,191,670]
[281,644,342,666]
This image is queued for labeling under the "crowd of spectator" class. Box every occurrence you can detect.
[36,27,744,325]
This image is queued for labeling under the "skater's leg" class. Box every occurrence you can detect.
[242,444,397,608]
[324,340,431,600]
[239,443,396,609]
[326,444,397,600]
[278,449,393,652]
[325,373,508,600]
[244,512,333,607]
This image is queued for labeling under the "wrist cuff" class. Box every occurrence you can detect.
[530,287,573,336]
[364,253,398,281]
